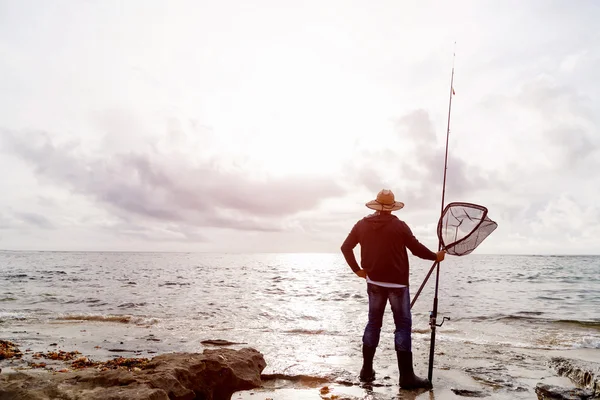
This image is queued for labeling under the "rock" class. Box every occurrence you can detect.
[0,347,266,400]
[550,357,600,396]
[464,365,519,391]
[0,340,22,360]
[535,383,595,400]
[145,348,266,399]
[451,388,490,397]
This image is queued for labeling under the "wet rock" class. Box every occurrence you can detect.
[535,383,595,400]
[464,365,516,390]
[145,335,161,342]
[32,350,81,361]
[0,340,22,360]
[550,357,599,396]
[0,347,266,400]
[451,388,490,397]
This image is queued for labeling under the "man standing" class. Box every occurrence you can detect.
[341,189,445,389]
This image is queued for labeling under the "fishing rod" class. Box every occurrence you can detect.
[411,46,456,383]
[410,49,456,314]
[411,48,456,311]
[427,47,455,383]
[407,46,498,386]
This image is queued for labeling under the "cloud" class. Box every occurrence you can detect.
[0,1,599,253]
[337,99,600,255]
[489,194,600,254]
[13,211,55,229]
[0,211,55,231]
[395,109,437,143]
[479,78,600,170]
[0,214,12,230]
[98,220,206,243]
[0,128,346,234]
[518,80,598,164]
[530,195,599,239]
[346,109,502,209]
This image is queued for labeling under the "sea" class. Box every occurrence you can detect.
[1,252,599,399]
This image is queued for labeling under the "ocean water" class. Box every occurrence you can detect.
[1,252,599,398]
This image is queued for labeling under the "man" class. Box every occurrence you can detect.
[341,189,445,390]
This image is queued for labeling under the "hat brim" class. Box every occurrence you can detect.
[365,200,405,211]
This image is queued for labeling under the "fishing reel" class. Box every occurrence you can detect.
[429,312,450,328]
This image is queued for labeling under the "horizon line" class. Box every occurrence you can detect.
[1,249,599,257]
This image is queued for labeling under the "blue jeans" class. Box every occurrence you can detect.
[362,283,412,352]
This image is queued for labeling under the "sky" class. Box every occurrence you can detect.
[0,0,599,254]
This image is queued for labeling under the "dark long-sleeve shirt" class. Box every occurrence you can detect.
[341,213,436,286]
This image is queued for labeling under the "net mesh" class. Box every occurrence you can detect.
[437,202,498,256]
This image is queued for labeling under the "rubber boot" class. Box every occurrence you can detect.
[397,351,432,389]
[359,345,376,382]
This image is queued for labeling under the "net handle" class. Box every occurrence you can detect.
[411,202,490,309]
[410,259,437,309]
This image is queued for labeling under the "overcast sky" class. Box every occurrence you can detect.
[1,0,599,254]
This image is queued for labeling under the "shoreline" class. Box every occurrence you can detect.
[2,319,599,399]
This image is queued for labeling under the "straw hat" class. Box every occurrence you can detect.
[366,189,405,211]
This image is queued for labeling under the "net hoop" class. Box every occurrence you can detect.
[437,201,497,254]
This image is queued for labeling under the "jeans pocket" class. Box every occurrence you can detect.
[367,283,383,295]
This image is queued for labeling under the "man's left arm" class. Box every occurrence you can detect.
[341,223,364,277]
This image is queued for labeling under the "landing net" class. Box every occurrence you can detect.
[437,202,498,256]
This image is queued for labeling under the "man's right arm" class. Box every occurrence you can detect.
[402,222,438,261]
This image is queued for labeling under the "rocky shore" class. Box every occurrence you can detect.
[0,340,266,400]
[550,357,600,396]
[2,340,600,400]
[535,357,600,400]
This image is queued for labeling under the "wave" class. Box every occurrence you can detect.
[283,329,340,335]
[457,314,600,330]
[316,292,359,301]
[0,311,33,320]
[576,336,600,349]
[299,315,319,321]
[55,314,157,325]
[412,327,461,334]
[504,316,600,330]
[118,302,148,309]
[4,274,28,279]
[158,282,191,287]
[553,319,600,330]
[438,333,600,351]
[515,311,544,315]
[412,328,430,334]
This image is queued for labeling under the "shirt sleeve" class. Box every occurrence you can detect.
[341,222,361,273]
[402,222,437,261]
